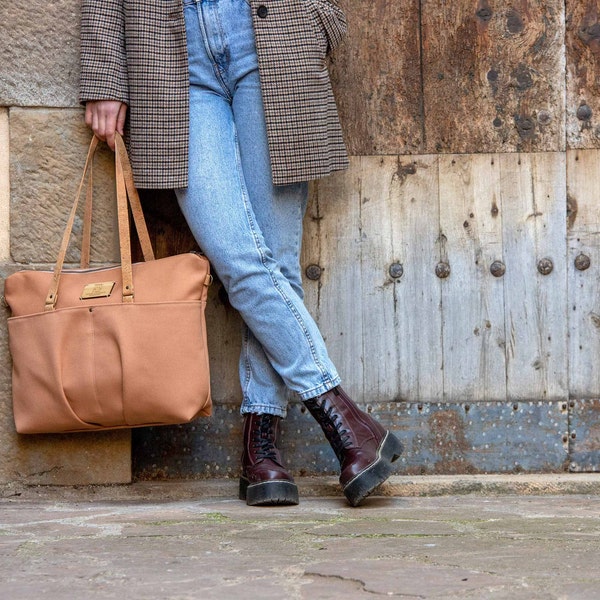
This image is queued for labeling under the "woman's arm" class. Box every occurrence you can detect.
[80,0,129,149]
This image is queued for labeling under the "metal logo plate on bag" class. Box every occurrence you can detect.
[80,281,116,300]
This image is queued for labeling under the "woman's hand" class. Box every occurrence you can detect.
[84,100,128,150]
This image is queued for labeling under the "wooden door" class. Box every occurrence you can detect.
[133,0,600,478]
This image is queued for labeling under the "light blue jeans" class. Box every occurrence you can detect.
[176,0,341,417]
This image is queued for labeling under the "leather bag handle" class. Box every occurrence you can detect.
[44,133,155,311]
[79,134,154,268]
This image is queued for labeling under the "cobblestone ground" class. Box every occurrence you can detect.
[1,481,599,599]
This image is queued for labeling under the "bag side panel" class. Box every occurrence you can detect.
[4,270,54,317]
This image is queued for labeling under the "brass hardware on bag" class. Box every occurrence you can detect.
[80,281,116,300]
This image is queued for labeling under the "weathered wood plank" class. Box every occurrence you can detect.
[357,155,443,402]
[354,157,401,401]
[439,154,507,401]
[566,149,600,397]
[333,0,423,155]
[500,153,568,401]
[300,183,321,318]
[566,1,600,148]
[389,155,444,402]
[421,0,565,154]
[304,156,443,403]
[304,152,570,404]
[302,163,364,399]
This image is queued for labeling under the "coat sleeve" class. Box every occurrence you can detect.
[79,0,129,104]
[311,0,347,53]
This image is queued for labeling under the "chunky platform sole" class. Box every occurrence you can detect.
[239,477,299,506]
[342,431,404,507]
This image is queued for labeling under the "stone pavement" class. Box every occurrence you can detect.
[1,476,600,599]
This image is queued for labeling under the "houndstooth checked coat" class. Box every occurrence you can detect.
[80,0,349,188]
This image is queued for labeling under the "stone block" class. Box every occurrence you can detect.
[10,108,119,264]
[0,109,9,261]
[0,0,80,107]
[0,263,131,485]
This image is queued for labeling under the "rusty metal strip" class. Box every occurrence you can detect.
[133,401,570,480]
[568,399,600,472]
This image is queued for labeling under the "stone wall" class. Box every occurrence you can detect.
[0,0,130,484]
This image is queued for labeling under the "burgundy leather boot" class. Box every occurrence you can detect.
[304,387,403,506]
[239,413,299,506]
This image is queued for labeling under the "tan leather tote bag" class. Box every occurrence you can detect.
[4,134,212,433]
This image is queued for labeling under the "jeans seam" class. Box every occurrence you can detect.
[241,324,252,398]
[197,0,233,101]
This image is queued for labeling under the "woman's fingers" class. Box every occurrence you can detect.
[84,100,128,150]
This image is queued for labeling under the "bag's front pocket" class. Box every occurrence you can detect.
[8,308,105,433]
[8,300,211,433]
[96,302,211,425]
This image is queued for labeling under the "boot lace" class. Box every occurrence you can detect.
[252,415,278,461]
[306,399,352,461]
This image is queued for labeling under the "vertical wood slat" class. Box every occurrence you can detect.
[500,153,568,401]
[358,155,443,402]
[439,154,507,401]
[420,0,565,154]
[303,164,364,400]
[355,157,401,401]
[389,155,444,402]
[300,183,321,323]
[566,1,600,149]
[333,0,423,155]
[567,149,600,397]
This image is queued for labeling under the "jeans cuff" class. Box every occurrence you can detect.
[297,376,342,402]
[240,404,287,418]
